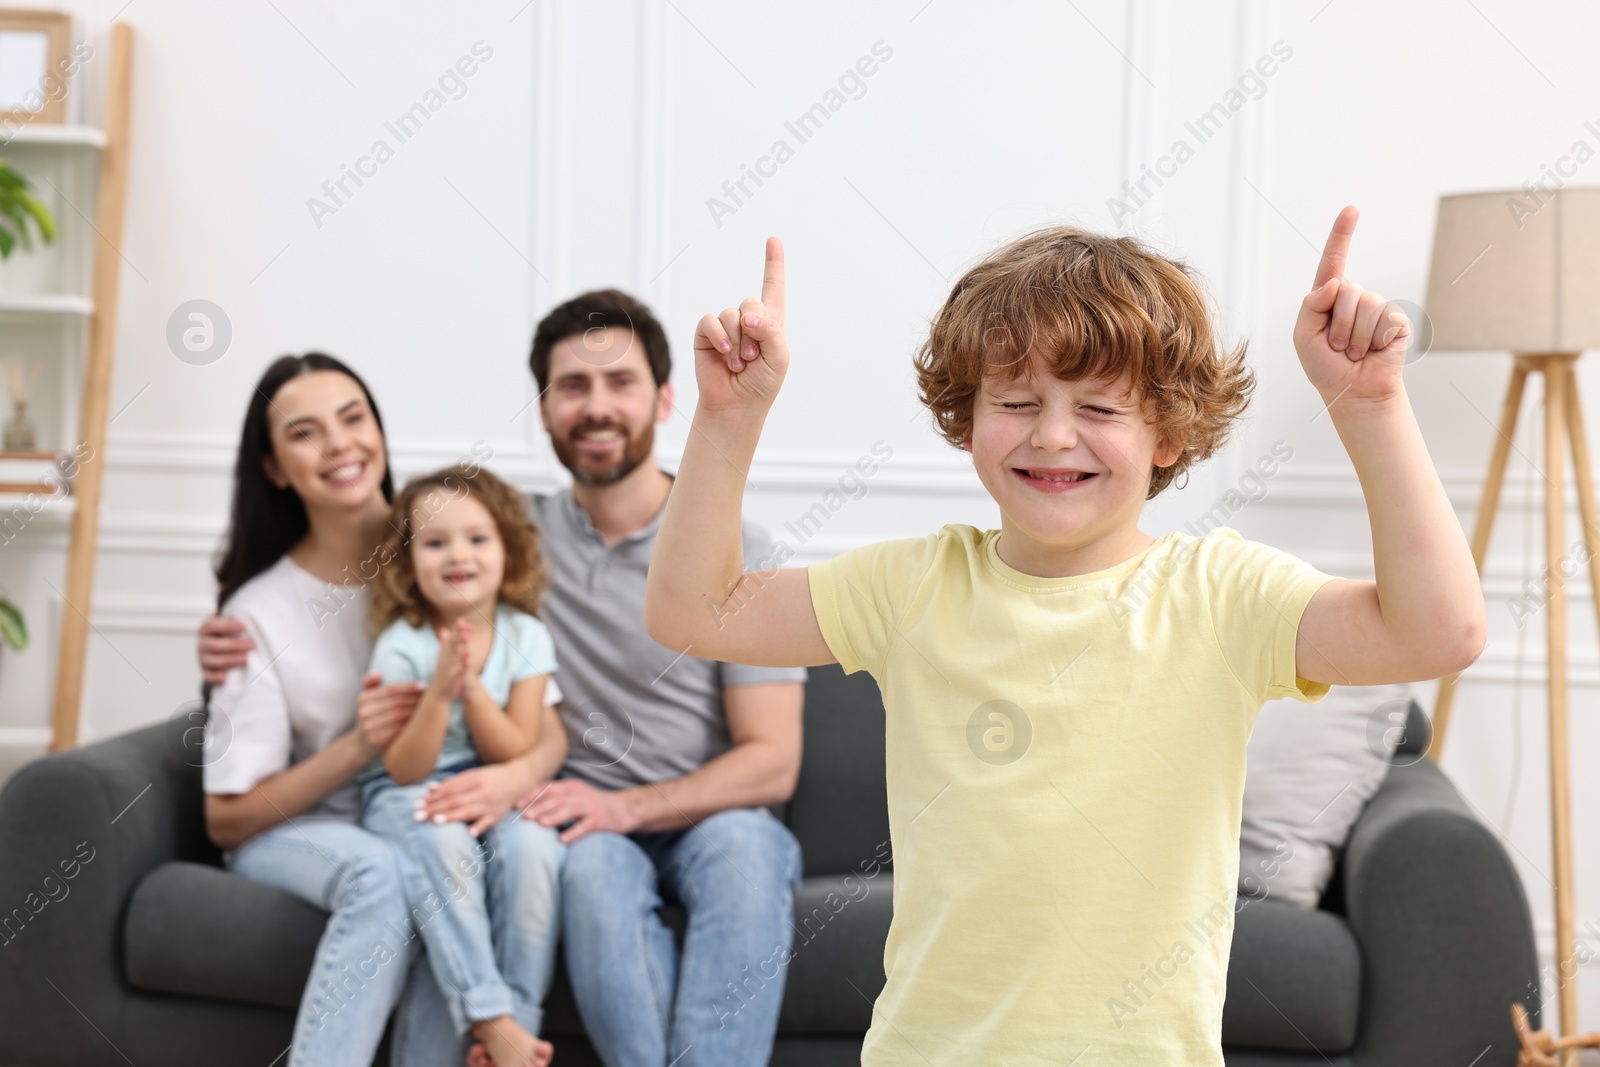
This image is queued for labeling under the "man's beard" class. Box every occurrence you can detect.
[552,418,656,486]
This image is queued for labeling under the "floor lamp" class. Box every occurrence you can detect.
[1424,186,1600,1063]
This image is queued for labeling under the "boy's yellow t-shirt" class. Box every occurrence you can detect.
[806,523,1338,1065]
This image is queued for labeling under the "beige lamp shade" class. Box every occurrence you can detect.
[1424,186,1600,352]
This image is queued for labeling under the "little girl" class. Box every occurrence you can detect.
[357,463,563,1067]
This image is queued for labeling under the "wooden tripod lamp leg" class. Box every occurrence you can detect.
[1429,358,1529,759]
[1542,358,1579,1063]
[1560,359,1600,1060]
[1563,367,1600,676]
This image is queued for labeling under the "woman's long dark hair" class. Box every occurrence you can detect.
[212,353,395,611]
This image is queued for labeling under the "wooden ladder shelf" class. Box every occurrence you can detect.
[45,22,134,750]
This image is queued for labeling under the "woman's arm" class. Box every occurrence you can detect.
[204,728,376,851]
[204,609,380,850]
[208,663,421,850]
[461,674,545,764]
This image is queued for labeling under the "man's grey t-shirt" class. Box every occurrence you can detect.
[528,476,807,790]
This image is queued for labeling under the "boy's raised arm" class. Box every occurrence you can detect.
[643,237,836,669]
[1291,206,1488,685]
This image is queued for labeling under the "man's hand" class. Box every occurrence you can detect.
[520,778,640,844]
[693,236,789,417]
[355,671,423,760]
[1293,206,1411,408]
[198,614,253,686]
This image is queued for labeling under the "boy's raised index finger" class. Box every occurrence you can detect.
[1312,205,1359,291]
[762,236,785,317]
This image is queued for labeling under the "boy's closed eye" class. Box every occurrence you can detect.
[999,401,1121,416]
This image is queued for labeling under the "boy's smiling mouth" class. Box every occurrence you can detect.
[1014,467,1099,491]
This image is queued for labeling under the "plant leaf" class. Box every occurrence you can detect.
[0,161,55,249]
[0,200,32,251]
[0,600,28,651]
[16,191,55,244]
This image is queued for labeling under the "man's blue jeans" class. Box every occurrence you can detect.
[225,818,418,1067]
[561,807,803,1067]
[362,769,566,1045]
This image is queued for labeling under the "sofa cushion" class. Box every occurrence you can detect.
[775,873,893,1032]
[1239,684,1412,908]
[787,664,891,879]
[1393,697,1432,756]
[1223,897,1361,1053]
[124,861,325,1010]
[126,861,893,1036]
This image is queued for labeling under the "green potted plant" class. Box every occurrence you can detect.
[0,159,57,259]
[0,597,26,653]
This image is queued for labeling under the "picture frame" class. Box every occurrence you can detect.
[0,8,72,127]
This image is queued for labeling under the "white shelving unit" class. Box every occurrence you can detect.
[2,125,106,149]
[0,26,134,752]
[0,293,95,316]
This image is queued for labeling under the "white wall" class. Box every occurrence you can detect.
[3,0,1598,1032]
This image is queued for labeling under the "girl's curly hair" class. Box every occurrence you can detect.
[367,463,550,634]
[912,226,1255,499]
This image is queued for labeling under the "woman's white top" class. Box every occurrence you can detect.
[203,554,374,822]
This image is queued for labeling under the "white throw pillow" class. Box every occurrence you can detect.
[1238,683,1414,908]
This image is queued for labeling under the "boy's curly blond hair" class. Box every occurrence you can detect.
[367,464,550,635]
[913,226,1254,499]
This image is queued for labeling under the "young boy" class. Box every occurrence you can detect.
[642,209,1486,1064]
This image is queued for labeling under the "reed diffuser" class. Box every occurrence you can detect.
[4,359,42,451]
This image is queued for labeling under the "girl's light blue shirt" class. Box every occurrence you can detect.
[356,603,558,784]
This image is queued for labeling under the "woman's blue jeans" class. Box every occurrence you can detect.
[225,817,418,1067]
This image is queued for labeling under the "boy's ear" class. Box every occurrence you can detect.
[1153,437,1184,468]
[960,431,972,453]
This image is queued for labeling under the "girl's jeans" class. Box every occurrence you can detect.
[361,765,565,1042]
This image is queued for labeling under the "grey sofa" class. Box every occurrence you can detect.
[0,665,1540,1066]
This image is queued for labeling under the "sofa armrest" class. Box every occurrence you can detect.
[1335,756,1540,1066]
[0,721,216,1065]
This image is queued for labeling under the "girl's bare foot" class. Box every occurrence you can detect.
[469,1016,553,1067]
[468,1038,553,1067]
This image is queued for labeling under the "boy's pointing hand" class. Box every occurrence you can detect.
[694,236,790,416]
[1293,206,1410,408]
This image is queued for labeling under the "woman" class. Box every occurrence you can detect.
[200,352,567,1067]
